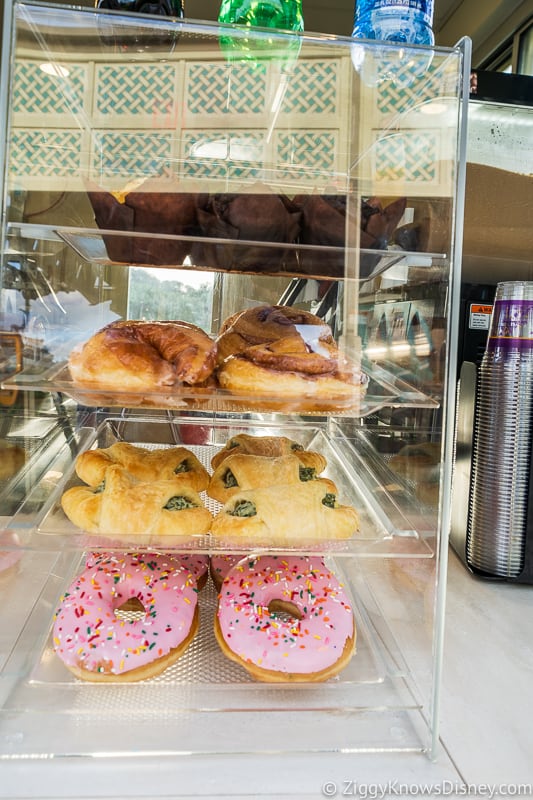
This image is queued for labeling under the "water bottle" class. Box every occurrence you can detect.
[351,0,434,87]
[352,0,434,46]
[218,0,304,63]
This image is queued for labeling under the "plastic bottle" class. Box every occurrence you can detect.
[218,0,303,35]
[352,0,434,46]
[96,0,184,17]
[95,0,184,52]
[217,0,304,63]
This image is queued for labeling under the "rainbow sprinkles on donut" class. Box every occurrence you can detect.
[214,555,356,682]
[53,552,199,682]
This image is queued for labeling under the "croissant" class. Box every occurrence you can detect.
[61,465,212,542]
[75,443,209,492]
[210,481,359,545]
[217,356,361,401]
[210,433,326,472]
[207,453,335,504]
[69,319,217,392]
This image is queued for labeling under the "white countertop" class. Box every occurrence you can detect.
[439,549,533,786]
[1,547,532,799]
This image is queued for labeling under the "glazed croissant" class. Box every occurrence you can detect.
[61,465,212,542]
[69,319,217,391]
[75,442,210,492]
[210,481,359,545]
[207,453,335,504]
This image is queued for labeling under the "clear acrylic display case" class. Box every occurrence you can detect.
[0,0,470,764]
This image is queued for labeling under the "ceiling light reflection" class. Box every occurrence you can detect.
[39,62,70,78]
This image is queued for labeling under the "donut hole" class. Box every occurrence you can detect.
[267,599,303,623]
[114,597,146,622]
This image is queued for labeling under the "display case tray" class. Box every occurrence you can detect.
[0,549,427,758]
[30,555,384,690]
[10,222,442,284]
[0,547,60,673]
[7,416,434,557]
[4,359,438,419]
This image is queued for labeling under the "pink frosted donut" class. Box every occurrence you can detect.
[53,552,199,682]
[84,551,209,589]
[176,553,209,589]
[84,551,109,568]
[215,555,355,682]
[209,553,245,590]
[0,531,22,575]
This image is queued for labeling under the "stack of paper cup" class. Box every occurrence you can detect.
[466,281,533,578]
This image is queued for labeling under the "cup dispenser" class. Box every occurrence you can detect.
[451,281,533,584]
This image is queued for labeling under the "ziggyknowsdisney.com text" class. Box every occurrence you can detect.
[321,780,533,798]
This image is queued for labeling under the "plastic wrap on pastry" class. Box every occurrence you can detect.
[215,305,366,406]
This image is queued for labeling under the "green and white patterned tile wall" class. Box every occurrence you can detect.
[373,130,440,183]
[94,63,179,122]
[12,61,89,119]
[10,55,350,191]
[9,52,452,195]
[185,62,266,117]
[92,130,175,182]
[10,129,87,178]
[181,130,265,181]
[276,130,339,182]
[281,59,340,117]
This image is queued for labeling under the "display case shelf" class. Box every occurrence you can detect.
[5,416,435,557]
[0,414,76,517]
[0,547,430,758]
[7,221,443,283]
[3,357,438,418]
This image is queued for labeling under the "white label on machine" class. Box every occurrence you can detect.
[469,303,493,330]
